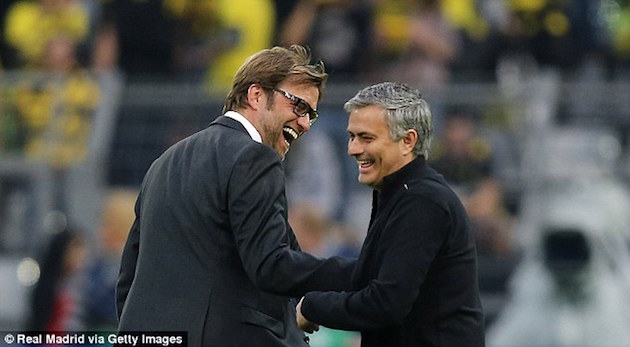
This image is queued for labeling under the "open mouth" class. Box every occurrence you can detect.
[358,159,374,169]
[283,126,299,146]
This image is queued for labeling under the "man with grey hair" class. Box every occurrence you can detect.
[296,82,485,346]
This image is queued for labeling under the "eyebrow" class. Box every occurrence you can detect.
[348,130,375,137]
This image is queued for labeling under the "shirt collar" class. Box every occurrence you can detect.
[224,110,262,143]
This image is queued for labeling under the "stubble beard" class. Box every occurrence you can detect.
[260,99,287,159]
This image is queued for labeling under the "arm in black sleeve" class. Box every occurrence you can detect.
[301,194,448,330]
[228,144,355,296]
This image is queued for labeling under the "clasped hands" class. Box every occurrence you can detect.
[296,297,319,333]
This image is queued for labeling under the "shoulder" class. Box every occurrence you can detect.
[187,117,263,153]
[201,121,282,176]
[150,120,277,174]
[405,173,463,212]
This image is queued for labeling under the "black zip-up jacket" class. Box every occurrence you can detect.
[302,156,485,347]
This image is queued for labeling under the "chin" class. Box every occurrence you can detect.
[274,150,286,161]
[359,177,380,189]
[272,142,289,160]
[275,148,288,161]
[358,176,371,186]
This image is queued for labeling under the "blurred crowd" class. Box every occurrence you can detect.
[2,0,630,346]
[2,0,630,84]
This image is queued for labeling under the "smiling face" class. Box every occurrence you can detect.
[347,105,416,189]
[257,82,319,160]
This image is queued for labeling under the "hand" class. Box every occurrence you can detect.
[296,297,319,333]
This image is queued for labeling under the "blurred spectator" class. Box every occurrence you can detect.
[98,0,275,88]
[0,77,23,152]
[15,36,100,167]
[81,188,137,330]
[161,0,240,79]
[276,0,372,82]
[499,0,611,76]
[1,33,100,251]
[429,107,515,258]
[605,0,630,71]
[89,18,118,73]
[0,78,43,253]
[284,128,344,222]
[288,202,360,259]
[0,0,20,69]
[441,0,508,80]
[203,0,276,93]
[98,0,178,79]
[289,202,336,257]
[370,0,459,85]
[3,0,91,69]
[27,217,87,331]
[12,35,100,212]
[272,0,299,39]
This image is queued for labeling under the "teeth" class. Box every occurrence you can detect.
[283,127,299,144]
[358,160,372,166]
[283,127,298,140]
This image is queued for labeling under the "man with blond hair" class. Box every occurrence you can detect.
[117,45,353,346]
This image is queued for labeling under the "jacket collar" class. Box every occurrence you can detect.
[377,156,431,208]
[211,114,258,139]
[223,111,262,143]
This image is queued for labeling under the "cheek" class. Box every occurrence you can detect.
[263,113,283,135]
[378,147,402,172]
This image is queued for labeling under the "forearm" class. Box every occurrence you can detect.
[255,249,356,296]
[301,281,413,331]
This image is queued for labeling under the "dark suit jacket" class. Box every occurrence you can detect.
[301,156,485,347]
[116,116,354,346]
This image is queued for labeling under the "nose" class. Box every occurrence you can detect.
[348,137,361,156]
[296,115,311,133]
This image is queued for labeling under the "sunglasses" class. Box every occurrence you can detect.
[273,88,319,126]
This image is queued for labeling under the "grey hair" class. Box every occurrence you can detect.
[344,82,433,159]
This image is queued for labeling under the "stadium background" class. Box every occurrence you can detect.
[1,0,630,346]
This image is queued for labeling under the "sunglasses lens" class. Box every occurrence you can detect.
[294,101,309,116]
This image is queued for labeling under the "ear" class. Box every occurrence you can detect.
[401,129,418,156]
[246,83,265,111]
